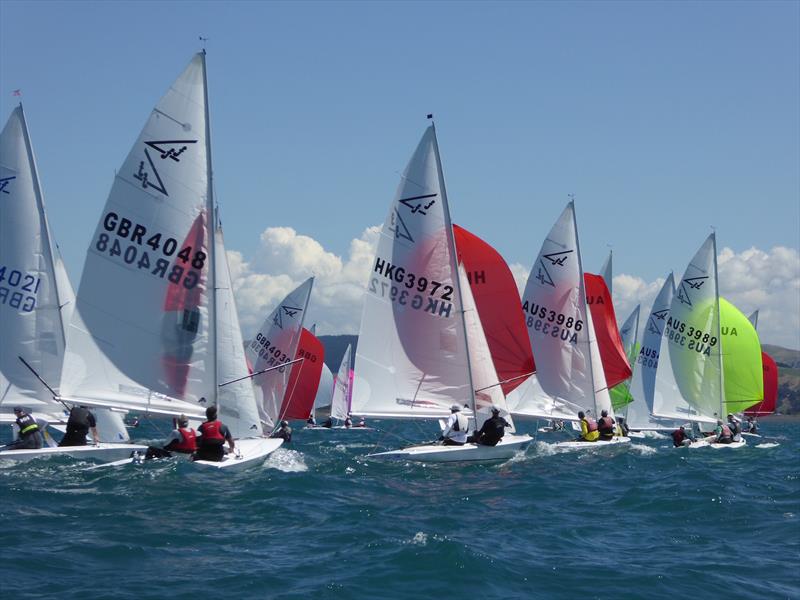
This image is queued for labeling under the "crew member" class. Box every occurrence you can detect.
[58,405,99,447]
[597,409,616,441]
[671,425,694,447]
[344,416,353,428]
[468,406,509,446]
[714,419,733,444]
[439,404,468,446]
[193,405,234,461]
[577,411,599,442]
[163,415,197,454]
[271,420,292,443]
[306,416,317,427]
[727,414,742,442]
[2,407,44,450]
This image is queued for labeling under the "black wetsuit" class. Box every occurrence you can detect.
[271,426,292,443]
[3,412,43,450]
[470,415,509,446]
[59,407,96,447]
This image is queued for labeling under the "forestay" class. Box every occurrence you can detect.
[60,54,213,418]
[520,202,613,421]
[351,126,471,419]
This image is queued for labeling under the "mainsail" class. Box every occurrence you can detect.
[330,344,352,421]
[246,278,313,428]
[351,126,471,419]
[520,202,613,420]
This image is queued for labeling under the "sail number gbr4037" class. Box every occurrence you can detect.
[93,211,207,289]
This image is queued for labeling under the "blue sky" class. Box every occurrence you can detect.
[2,1,799,346]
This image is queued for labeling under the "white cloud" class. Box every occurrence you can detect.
[229,229,800,350]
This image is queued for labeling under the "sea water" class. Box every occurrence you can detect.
[1,420,798,599]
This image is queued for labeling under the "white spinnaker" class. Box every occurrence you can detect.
[60,55,212,418]
[521,202,606,419]
[330,344,352,421]
[351,126,469,419]
[667,234,724,421]
[246,277,313,429]
[0,106,65,413]
[215,228,261,439]
[458,263,514,432]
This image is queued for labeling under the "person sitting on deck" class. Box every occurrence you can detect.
[616,416,631,437]
[727,414,742,442]
[577,411,599,442]
[344,416,353,428]
[58,405,100,447]
[1,407,44,451]
[467,406,509,446]
[597,410,616,441]
[438,404,468,446]
[714,419,733,444]
[271,420,292,443]
[671,425,694,447]
[306,416,317,427]
[354,417,366,428]
[322,417,333,428]
[746,417,759,435]
[163,415,197,454]
[192,405,235,462]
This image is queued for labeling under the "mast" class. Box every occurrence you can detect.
[200,50,219,402]
[712,232,725,418]
[571,199,600,417]
[429,120,477,416]
[18,104,67,347]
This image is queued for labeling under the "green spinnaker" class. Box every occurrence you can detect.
[719,297,763,413]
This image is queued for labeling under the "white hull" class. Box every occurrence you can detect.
[369,434,532,463]
[191,437,283,471]
[686,438,748,449]
[554,437,632,450]
[626,431,647,439]
[742,432,761,439]
[0,443,147,464]
[305,426,374,431]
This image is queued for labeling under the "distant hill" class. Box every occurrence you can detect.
[316,338,800,414]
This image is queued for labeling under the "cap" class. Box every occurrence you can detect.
[280,420,288,427]
[12,406,24,413]
[450,404,461,412]
[490,406,500,414]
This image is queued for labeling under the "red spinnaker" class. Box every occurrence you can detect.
[584,273,632,389]
[282,328,325,420]
[745,351,778,416]
[453,224,534,395]
[161,210,208,398]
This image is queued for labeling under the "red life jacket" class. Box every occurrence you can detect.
[586,418,598,432]
[199,420,225,445]
[599,416,614,430]
[173,427,197,452]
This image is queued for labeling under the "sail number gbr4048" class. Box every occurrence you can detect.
[368,257,454,318]
[92,212,207,289]
[522,300,583,344]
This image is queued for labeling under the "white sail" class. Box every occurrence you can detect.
[215,227,261,438]
[351,126,471,419]
[600,250,613,295]
[666,234,724,421]
[60,55,214,419]
[521,202,611,420]
[458,263,515,432]
[330,344,352,421]
[313,363,334,411]
[246,277,313,428]
[747,310,759,329]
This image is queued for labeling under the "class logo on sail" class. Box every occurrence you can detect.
[399,193,437,215]
[133,140,197,197]
[677,276,708,306]
[388,210,413,242]
[0,175,16,194]
[273,304,303,329]
[647,309,669,335]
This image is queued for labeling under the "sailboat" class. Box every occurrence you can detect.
[666,233,747,448]
[282,326,326,421]
[350,123,531,462]
[59,52,282,469]
[520,201,630,449]
[0,105,144,462]
[743,310,778,422]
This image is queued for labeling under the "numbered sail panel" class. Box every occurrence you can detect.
[0,106,68,406]
[283,328,325,420]
[453,224,534,396]
[65,55,215,406]
[246,277,313,427]
[667,234,724,420]
[719,298,763,413]
[352,126,470,418]
[520,202,596,414]
[331,344,352,421]
[214,229,261,439]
